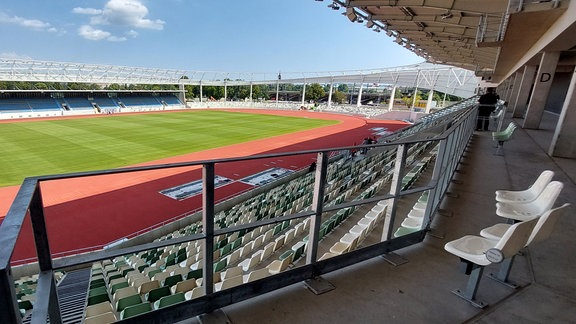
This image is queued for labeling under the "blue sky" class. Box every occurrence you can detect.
[0,0,423,73]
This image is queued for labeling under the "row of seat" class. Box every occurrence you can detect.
[444,170,567,307]
[80,140,430,320]
[321,201,389,260]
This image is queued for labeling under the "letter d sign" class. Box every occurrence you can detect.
[540,73,551,82]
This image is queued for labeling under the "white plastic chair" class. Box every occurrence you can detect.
[495,170,554,203]
[496,181,563,221]
[481,203,570,244]
[444,217,538,308]
[243,268,270,283]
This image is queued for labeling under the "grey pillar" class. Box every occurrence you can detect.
[357,82,364,107]
[178,83,187,107]
[388,85,397,111]
[507,71,522,111]
[327,81,334,109]
[425,89,434,113]
[549,65,576,158]
[512,65,537,118]
[524,52,560,129]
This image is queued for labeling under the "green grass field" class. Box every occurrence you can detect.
[0,110,337,187]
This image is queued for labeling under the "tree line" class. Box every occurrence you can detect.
[0,81,460,104]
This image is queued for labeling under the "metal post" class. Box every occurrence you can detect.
[202,163,215,295]
[0,267,20,324]
[0,178,39,324]
[29,183,62,324]
[382,144,409,241]
[452,265,487,308]
[306,152,328,263]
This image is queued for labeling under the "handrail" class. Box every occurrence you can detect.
[0,98,478,324]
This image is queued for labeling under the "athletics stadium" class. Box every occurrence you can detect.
[0,1,575,324]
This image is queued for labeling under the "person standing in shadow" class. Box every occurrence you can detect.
[477,87,499,131]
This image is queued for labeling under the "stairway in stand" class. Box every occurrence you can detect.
[23,268,91,324]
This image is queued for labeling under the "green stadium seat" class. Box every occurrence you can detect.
[120,302,152,319]
[87,292,110,306]
[88,286,107,297]
[162,274,183,287]
[145,286,171,303]
[18,300,33,311]
[89,278,106,289]
[153,293,185,309]
[116,294,142,312]
[186,269,202,280]
[213,259,228,273]
[110,281,129,294]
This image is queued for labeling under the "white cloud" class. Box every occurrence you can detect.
[0,12,57,32]
[73,0,163,41]
[72,7,103,15]
[78,25,128,42]
[89,0,164,30]
[78,25,111,41]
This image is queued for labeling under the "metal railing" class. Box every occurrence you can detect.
[0,97,478,323]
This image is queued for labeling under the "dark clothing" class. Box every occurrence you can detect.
[477,91,499,130]
[478,92,499,106]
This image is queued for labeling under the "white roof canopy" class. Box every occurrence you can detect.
[0,59,478,98]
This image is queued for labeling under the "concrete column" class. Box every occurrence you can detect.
[497,79,509,100]
[524,52,560,129]
[549,65,576,158]
[512,65,537,118]
[425,89,434,113]
[388,85,397,111]
[357,83,364,107]
[505,75,516,102]
[507,71,522,111]
[501,77,511,102]
[224,82,227,102]
[178,83,187,107]
[199,81,203,103]
[249,82,253,102]
[301,83,307,106]
[411,87,419,110]
[327,81,334,109]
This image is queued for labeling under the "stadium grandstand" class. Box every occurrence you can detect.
[0,1,575,324]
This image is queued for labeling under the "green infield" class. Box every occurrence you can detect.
[0,110,337,187]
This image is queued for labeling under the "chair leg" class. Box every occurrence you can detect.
[451,264,488,308]
[488,256,518,289]
[494,142,504,155]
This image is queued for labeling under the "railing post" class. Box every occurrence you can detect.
[0,266,20,324]
[202,162,215,295]
[0,178,39,324]
[29,183,62,324]
[382,144,409,241]
[306,152,328,263]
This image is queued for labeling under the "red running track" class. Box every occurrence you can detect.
[0,109,408,263]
